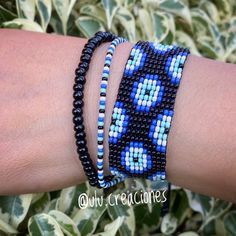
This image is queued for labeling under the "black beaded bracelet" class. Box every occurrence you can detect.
[72,31,117,187]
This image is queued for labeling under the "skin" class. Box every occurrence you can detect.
[0,29,235,203]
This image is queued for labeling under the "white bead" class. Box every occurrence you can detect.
[155,126,160,132]
[142,100,147,106]
[153,132,158,138]
[99,113,105,118]
[163,115,167,121]
[147,101,152,107]
[138,100,142,105]
[98,129,103,134]
[157,139,162,145]
[162,140,167,146]
[167,116,172,122]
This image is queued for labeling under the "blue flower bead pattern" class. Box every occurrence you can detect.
[109,101,129,144]
[130,74,164,112]
[120,142,153,174]
[165,51,189,85]
[149,109,174,153]
[124,46,146,76]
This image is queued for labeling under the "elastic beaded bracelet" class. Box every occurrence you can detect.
[108,41,190,182]
[97,37,128,188]
[73,31,117,187]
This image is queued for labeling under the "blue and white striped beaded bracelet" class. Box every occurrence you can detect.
[108,41,190,184]
[97,37,128,188]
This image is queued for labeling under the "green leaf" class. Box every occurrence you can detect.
[224,211,236,236]
[73,203,107,235]
[49,210,80,236]
[115,7,136,41]
[35,0,52,31]
[161,213,178,235]
[75,16,105,38]
[152,11,169,42]
[102,0,119,29]
[93,216,124,236]
[0,194,32,228]
[3,18,44,32]
[52,0,76,34]
[28,213,64,236]
[159,0,192,25]
[107,198,135,236]
[18,0,36,20]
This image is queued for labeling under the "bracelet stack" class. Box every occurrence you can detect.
[72,32,190,193]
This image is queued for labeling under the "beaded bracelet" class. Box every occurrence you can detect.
[72,31,117,187]
[108,41,190,184]
[97,37,128,188]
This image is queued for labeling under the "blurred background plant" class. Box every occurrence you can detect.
[0,0,236,235]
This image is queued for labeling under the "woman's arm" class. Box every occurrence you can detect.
[0,29,235,203]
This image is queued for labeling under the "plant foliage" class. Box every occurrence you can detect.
[0,0,236,235]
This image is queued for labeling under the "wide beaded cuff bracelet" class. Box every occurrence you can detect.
[108,41,190,183]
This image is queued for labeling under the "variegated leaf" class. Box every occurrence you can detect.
[224,211,236,236]
[80,4,106,24]
[102,0,119,29]
[175,31,200,56]
[0,218,17,234]
[3,18,44,32]
[159,0,192,25]
[73,203,107,235]
[107,198,135,236]
[49,210,80,236]
[0,194,32,229]
[35,0,52,31]
[57,183,88,216]
[93,216,124,236]
[184,190,214,219]
[134,202,161,234]
[75,16,105,38]
[17,0,36,20]
[0,5,17,23]
[115,7,135,41]
[161,213,178,235]
[52,0,76,34]
[152,11,169,42]
[138,8,154,40]
[30,193,50,214]
[28,213,64,236]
